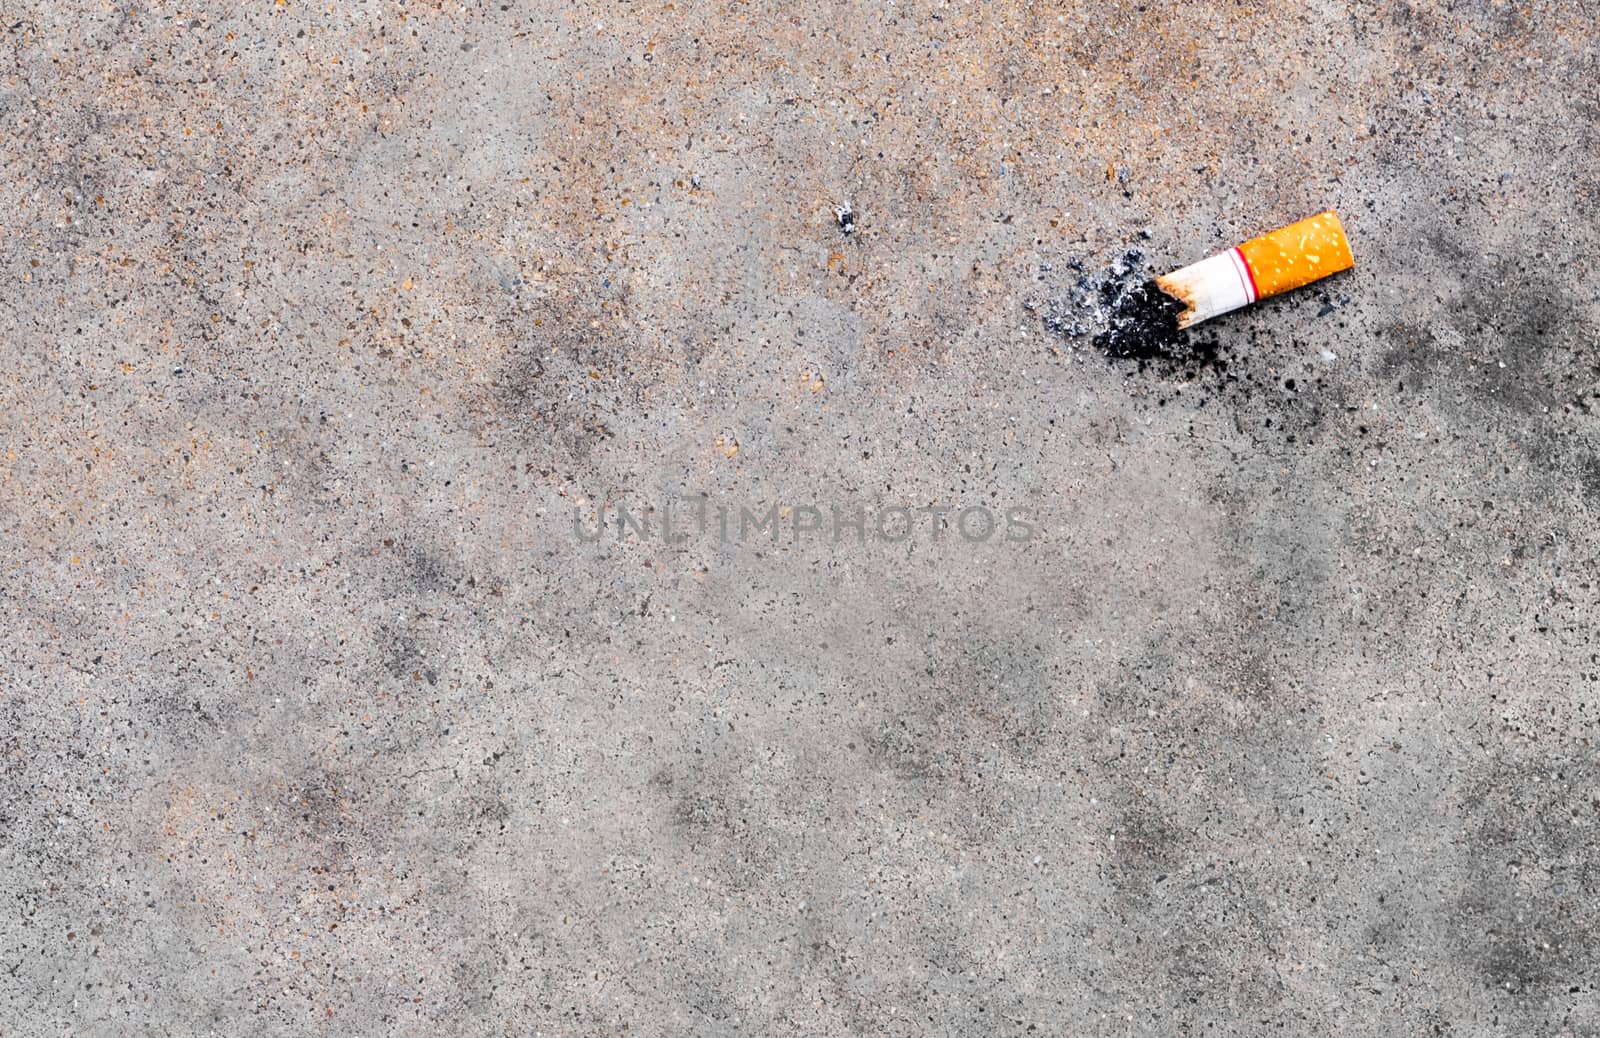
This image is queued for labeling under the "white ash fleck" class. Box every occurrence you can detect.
[834,203,856,235]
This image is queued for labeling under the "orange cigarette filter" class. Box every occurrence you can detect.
[1154,211,1355,329]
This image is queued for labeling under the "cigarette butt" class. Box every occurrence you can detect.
[1154,211,1354,329]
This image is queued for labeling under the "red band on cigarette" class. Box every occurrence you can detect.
[1232,247,1260,303]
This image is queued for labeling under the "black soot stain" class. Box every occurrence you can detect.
[1040,247,1233,379]
[1093,279,1190,359]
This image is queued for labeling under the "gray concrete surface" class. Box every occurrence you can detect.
[3,1,1598,1034]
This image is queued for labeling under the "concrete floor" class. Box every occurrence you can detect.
[3,1,1598,1034]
